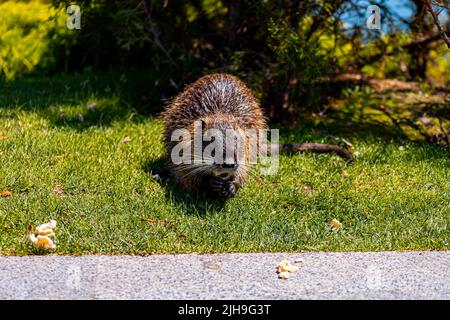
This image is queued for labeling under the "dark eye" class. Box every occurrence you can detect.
[211,150,216,157]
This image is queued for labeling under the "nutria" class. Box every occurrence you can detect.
[153,73,352,198]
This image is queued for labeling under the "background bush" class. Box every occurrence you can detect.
[1,0,449,122]
[0,1,74,79]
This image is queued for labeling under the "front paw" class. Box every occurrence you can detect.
[151,169,170,182]
[209,176,236,199]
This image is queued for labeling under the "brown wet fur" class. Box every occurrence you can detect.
[162,73,266,194]
[161,73,352,197]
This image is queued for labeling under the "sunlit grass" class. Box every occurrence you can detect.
[0,71,449,255]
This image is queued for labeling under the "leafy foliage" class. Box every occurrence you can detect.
[1,0,449,120]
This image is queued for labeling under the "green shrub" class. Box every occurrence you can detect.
[0,1,72,80]
[5,1,448,119]
[48,0,340,119]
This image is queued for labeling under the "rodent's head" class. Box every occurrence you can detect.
[190,115,249,180]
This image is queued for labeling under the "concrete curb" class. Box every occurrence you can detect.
[0,251,448,299]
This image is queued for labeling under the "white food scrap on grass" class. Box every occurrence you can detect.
[29,219,57,250]
[36,219,57,237]
[29,234,56,250]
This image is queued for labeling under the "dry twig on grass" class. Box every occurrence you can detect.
[141,218,174,226]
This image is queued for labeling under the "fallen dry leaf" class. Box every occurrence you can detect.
[52,186,65,197]
[341,139,353,148]
[141,218,173,225]
[0,190,12,197]
[331,218,342,231]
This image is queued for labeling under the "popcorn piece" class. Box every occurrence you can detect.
[278,271,290,279]
[28,219,57,250]
[277,260,299,273]
[36,229,55,237]
[331,218,342,231]
[36,220,57,237]
[29,234,56,250]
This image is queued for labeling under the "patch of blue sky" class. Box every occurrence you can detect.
[339,0,448,35]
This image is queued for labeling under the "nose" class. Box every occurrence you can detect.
[221,163,236,169]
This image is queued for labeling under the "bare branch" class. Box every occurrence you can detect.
[431,0,450,11]
[353,33,444,68]
[137,0,177,67]
[402,33,443,48]
[424,0,450,48]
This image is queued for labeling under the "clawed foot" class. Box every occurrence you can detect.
[209,176,236,199]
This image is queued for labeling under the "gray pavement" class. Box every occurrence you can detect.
[0,251,448,299]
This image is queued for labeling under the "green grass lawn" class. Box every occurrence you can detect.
[0,70,449,255]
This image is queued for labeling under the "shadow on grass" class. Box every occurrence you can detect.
[2,69,448,149]
[142,156,227,216]
[47,97,142,130]
[280,118,449,165]
[279,90,449,148]
[0,68,168,131]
